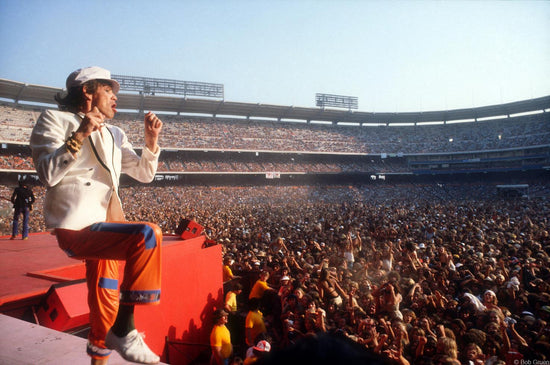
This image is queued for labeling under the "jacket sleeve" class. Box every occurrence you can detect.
[30,110,79,187]
[117,127,160,183]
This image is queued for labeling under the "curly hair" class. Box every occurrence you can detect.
[54,79,105,112]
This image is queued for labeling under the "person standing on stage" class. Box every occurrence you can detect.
[30,66,163,365]
[10,179,35,240]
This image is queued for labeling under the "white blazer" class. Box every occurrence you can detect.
[30,109,160,230]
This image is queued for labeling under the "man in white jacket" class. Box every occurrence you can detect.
[30,66,163,365]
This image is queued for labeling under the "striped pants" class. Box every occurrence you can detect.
[55,222,162,360]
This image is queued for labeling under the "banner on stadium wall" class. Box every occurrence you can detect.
[155,174,179,181]
[266,172,281,179]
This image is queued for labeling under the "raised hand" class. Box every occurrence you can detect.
[75,106,105,141]
[144,111,163,152]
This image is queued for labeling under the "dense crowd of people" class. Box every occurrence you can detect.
[2,103,547,179]
[208,184,550,365]
[117,113,549,154]
[1,182,549,364]
[0,147,543,175]
[1,103,549,154]
[1,102,549,364]
[0,149,414,174]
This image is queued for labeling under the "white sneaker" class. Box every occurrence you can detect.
[105,329,160,364]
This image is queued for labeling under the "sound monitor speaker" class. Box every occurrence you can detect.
[176,218,204,240]
[36,279,89,331]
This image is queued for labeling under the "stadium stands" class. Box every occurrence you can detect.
[1,101,549,177]
[1,84,550,364]
[2,103,549,154]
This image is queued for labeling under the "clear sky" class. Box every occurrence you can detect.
[1,0,549,113]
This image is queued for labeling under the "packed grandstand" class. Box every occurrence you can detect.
[1,78,550,364]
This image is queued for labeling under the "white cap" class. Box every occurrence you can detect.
[66,66,120,93]
[253,340,271,352]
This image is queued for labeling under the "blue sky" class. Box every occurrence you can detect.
[1,0,549,112]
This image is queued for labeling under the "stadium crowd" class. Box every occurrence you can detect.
[124,113,549,154]
[1,103,549,154]
[1,102,549,364]
[0,150,408,174]
[2,105,548,176]
[1,183,549,364]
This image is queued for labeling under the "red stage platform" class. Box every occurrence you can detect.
[0,232,84,317]
[0,232,224,364]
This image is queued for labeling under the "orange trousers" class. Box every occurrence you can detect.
[55,222,162,360]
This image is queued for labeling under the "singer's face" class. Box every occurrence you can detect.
[91,83,118,119]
